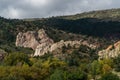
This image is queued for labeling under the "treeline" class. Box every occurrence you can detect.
[0,49,120,80]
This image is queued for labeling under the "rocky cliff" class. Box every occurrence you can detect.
[16,29,97,56]
[16,29,54,50]
[98,41,120,59]
[34,39,96,56]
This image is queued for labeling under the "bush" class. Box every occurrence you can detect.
[4,52,31,66]
[113,55,120,72]
[100,73,120,80]
[50,69,65,80]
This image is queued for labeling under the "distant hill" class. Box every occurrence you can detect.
[24,8,120,21]
[60,8,120,21]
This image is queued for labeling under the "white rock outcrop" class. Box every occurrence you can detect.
[16,29,96,56]
[98,41,120,59]
[34,40,96,56]
[16,29,54,50]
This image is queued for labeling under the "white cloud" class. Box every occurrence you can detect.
[0,0,120,19]
[25,0,49,7]
[7,7,20,18]
[1,7,21,18]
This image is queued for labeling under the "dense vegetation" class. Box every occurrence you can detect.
[0,48,120,80]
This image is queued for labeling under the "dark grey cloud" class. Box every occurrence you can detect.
[0,0,120,19]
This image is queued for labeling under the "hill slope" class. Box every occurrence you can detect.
[1,8,120,53]
[60,8,120,21]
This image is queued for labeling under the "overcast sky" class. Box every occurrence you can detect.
[0,0,120,19]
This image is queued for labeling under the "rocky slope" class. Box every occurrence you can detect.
[16,29,54,50]
[34,40,96,56]
[16,29,97,56]
[98,41,120,59]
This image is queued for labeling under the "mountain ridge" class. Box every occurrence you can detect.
[23,8,120,21]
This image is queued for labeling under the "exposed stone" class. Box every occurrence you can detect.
[16,29,96,56]
[98,41,120,59]
[16,29,54,50]
[34,42,53,56]
[34,40,96,56]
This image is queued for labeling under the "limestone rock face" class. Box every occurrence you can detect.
[50,40,81,52]
[98,41,120,59]
[16,29,96,56]
[34,40,96,56]
[34,42,53,56]
[16,29,54,50]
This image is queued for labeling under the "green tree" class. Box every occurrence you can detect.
[67,69,87,80]
[113,55,120,72]
[50,69,65,80]
[90,60,101,80]
[4,52,31,66]
[100,73,120,80]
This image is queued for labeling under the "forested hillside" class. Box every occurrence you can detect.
[0,8,120,80]
[1,9,120,53]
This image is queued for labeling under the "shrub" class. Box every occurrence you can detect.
[4,52,31,66]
